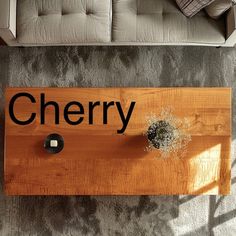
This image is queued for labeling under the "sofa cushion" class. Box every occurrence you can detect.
[175,0,214,18]
[205,0,232,19]
[17,0,112,44]
[112,0,225,44]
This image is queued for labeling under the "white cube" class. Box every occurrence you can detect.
[50,140,58,148]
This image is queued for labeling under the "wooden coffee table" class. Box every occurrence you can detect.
[4,88,231,195]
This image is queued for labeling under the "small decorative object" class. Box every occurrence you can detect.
[44,133,64,154]
[145,108,191,158]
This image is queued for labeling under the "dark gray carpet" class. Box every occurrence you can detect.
[0,46,235,236]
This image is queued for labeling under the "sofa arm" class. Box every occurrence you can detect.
[225,5,236,47]
[0,0,17,45]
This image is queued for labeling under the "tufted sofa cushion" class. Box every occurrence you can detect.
[112,0,225,44]
[17,0,112,45]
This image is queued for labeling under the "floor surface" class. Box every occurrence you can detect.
[0,46,235,236]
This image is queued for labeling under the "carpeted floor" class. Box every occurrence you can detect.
[0,46,235,236]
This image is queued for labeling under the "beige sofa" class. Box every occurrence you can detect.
[1,0,236,47]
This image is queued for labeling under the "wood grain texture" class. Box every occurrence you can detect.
[4,88,231,195]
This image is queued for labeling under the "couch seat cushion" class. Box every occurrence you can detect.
[17,0,112,44]
[112,0,225,44]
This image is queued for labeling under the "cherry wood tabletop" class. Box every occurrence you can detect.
[4,88,231,195]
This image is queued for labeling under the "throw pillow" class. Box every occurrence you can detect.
[176,0,215,17]
[205,0,232,19]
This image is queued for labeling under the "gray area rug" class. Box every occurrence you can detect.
[0,46,235,236]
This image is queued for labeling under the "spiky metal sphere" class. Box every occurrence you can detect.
[147,120,174,149]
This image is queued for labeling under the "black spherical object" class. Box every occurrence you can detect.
[44,133,64,154]
[147,120,174,149]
